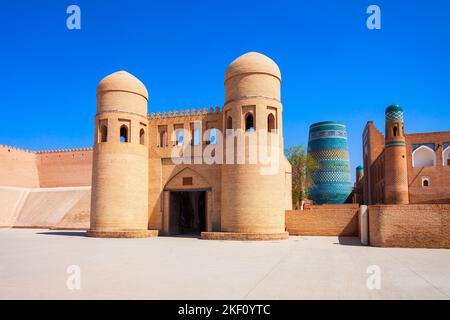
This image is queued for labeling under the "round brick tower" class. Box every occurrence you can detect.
[219,52,289,239]
[384,104,409,204]
[87,71,157,238]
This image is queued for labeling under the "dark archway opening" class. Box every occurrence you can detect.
[268,114,275,132]
[169,191,206,235]
[120,125,129,143]
[245,113,254,132]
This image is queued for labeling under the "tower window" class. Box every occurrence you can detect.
[120,125,129,143]
[245,113,254,132]
[100,125,107,143]
[422,177,430,188]
[226,116,232,130]
[393,125,398,137]
[268,114,276,132]
[140,128,146,145]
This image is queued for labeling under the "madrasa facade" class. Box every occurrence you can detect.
[353,105,450,205]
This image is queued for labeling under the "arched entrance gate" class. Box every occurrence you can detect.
[162,168,213,236]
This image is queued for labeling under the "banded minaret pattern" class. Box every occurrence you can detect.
[384,104,409,204]
[308,121,353,204]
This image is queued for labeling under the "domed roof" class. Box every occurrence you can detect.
[356,165,364,171]
[385,104,403,114]
[224,52,281,82]
[97,71,148,99]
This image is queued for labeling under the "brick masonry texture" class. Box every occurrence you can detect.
[359,111,450,206]
[0,145,92,188]
[201,231,289,241]
[86,229,159,238]
[286,204,358,236]
[368,204,450,248]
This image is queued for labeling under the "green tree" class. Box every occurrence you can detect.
[286,145,319,209]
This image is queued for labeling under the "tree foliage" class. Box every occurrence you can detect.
[286,145,320,207]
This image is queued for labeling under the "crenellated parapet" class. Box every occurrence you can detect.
[149,106,222,121]
[0,144,35,154]
[0,144,93,155]
[36,147,93,154]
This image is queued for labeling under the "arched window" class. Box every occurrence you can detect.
[226,116,232,130]
[393,126,398,137]
[412,145,436,167]
[160,130,167,147]
[245,113,254,132]
[443,146,450,166]
[422,177,430,187]
[120,125,129,143]
[268,114,275,132]
[139,128,146,145]
[100,125,107,143]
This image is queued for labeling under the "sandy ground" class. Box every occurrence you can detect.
[0,228,449,300]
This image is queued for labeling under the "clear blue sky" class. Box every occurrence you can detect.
[1,0,449,181]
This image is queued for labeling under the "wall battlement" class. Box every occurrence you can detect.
[0,144,93,155]
[0,144,35,154]
[149,106,222,120]
[36,147,93,154]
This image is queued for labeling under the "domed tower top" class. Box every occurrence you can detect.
[385,104,404,121]
[224,52,281,82]
[224,52,282,105]
[96,71,148,116]
[97,71,148,98]
[385,104,405,139]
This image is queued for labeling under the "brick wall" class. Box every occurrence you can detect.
[0,146,40,188]
[36,149,93,187]
[286,204,359,236]
[406,132,450,204]
[363,122,385,205]
[368,204,450,248]
[0,145,93,188]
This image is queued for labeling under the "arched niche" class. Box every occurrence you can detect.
[412,145,436,167]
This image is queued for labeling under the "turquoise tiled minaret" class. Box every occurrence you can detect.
[307,121,353,204]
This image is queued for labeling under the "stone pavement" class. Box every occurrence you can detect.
[0,228,449,299]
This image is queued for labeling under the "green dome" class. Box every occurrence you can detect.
[356,165,364,171]
[385,104,403,114]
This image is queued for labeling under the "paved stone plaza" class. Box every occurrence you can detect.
[0,228,449,300]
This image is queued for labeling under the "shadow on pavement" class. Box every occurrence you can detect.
[335,236,362,246]
[37,231,87,237]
